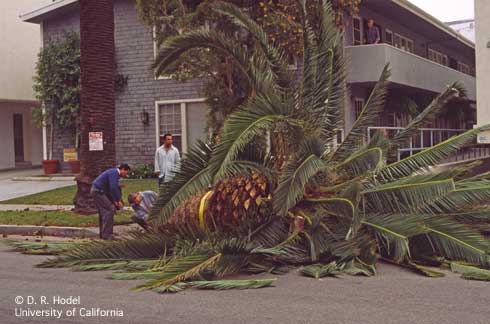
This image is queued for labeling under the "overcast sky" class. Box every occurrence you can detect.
[407,0,474,22]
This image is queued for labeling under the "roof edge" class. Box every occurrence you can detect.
[392,0,475,49]
[20,0,78,24]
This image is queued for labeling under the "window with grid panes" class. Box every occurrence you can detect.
[158,103,183,151]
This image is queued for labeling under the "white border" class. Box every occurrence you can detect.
[352,16,363,45]
[40,21,47,160]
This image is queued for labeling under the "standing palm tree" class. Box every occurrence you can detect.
[41,1,490,292]
[74,0,117,214]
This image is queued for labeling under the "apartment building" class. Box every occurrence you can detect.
[0,0,50,170]
[21,0,479,165]
[344,0,477,159]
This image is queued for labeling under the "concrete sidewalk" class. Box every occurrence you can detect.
[0,223,140,238]
[0,204,132,211]
[0,168,75,202]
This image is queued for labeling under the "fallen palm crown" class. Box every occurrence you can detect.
[15,1,490,292]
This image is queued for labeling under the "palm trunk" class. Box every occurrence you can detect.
[74,0,116,214]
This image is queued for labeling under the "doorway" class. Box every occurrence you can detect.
[13,114,24,163]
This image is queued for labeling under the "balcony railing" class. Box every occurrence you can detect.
[367,126,490,163]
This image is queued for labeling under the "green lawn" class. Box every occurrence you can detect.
[0,210,132,227]
[1,179,158,205]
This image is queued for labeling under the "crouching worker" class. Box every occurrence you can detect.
[128,191,157,230]
[90,164,131,240]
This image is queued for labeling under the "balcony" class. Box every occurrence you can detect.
[345,44,476,101]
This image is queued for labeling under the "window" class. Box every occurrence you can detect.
[428,48,448,66]
[394,33,414,53]
[354,98,365,120]
[158,103,183,152]
[153,24,184,80]
[385,29,393,45]
[457,62,471,75]
[353,17,362,45]
[156,99,208,153]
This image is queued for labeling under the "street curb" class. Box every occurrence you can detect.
[0,225,98,238]
[0,205,132,212]
[11,177,76,182]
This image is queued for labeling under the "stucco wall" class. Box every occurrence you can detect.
[475,0,490,126]
[0,0,52,101]
[0,102,43,170]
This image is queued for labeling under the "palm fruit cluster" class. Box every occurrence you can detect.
[168,171,272,233]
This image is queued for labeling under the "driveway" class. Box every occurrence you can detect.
[0,169,73,201]
[0,240,488,324]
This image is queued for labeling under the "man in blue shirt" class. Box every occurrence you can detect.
[90,164,131,240]
[128,190,157,230]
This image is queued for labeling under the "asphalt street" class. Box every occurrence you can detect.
[0,240,489,324]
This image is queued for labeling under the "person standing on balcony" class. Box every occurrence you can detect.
[154,133,181,187]
[365,18,381,44]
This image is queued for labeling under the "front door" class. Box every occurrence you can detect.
[13,114,24,162]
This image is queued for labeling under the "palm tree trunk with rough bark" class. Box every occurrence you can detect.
[74,0,116,214]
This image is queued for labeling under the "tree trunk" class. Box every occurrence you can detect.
[74,0,116,214]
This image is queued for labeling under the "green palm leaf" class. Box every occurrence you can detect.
[209,93,299,180]
[363,179,455,213]
[332,64,391,161]
[190,279,276,290]
[390,82,464,154]
[421,216,490,266]
[273,138,328,216]
[211,1,291,88]
[379,124,490,180]
[430,185,490,213]
[301,262,341,279]
[135,253,221,290]
[362,214,426,262]
[337,147,384,178]
[37,232,171,268]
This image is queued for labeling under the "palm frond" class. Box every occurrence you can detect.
[209,93,299,180]
[362,214,426,262]
[363,179,455,214]
[421,216,490,266]
[37,232,170,268]
[153,28,274,93]
[332,64,391,161]
[211,1,291,88]
[405,259,446,277]
[189,279,276,290]
[390,82,464,155]
[430,185,490,213]
[337,147,383,178]
[379,124,490,180]
[72,259,158,272]
[315,1,347,138]
[135,253,220,290]
[301,262,341,279]
[273,138,328,215]
[450,262,490,281]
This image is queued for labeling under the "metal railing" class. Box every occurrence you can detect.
[367,126,475,161]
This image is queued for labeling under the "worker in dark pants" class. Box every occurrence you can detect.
[90,164,131,240]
